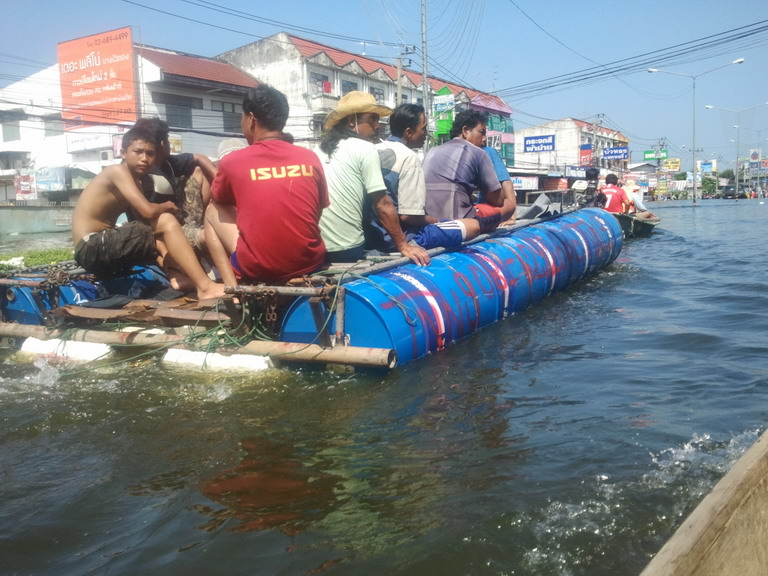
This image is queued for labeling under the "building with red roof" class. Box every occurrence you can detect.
[218,32,514,159]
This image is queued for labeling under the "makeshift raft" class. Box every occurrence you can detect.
[0,207,623,370]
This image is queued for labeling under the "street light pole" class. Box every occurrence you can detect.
[705,101,768,197]
[648,58,744,206]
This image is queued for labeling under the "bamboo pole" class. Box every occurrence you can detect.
[0,322,396,369]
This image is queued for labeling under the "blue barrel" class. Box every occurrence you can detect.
[1,266,169,325]
[280,208,623,366]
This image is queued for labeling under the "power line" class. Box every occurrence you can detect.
[494,19,768,98]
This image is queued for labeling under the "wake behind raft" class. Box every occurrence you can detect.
[0,207,623,370]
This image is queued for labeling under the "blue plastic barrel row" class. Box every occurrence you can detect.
[281,208,624,366]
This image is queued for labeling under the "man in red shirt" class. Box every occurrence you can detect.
[205,85,329,285]
[599,173,630,214]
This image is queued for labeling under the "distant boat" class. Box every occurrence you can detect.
[612,213,660,239]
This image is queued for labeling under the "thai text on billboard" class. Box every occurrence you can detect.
[510,176,539,190]
[524,135,555,153]
[57,27,136,129]
[602,147,628,160]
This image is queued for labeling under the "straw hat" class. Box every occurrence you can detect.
[624,180,640,192]
[323,91,392,132]
[217,138,247,160]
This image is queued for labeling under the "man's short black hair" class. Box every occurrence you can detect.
[121,126,156,151]
[450,109,488,139]
[605,173,618,185]
[389,103,425,138]
[243,85,290,132]
[133,117,170,146]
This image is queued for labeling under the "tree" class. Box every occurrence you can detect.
[673,172,687,181]
[720,168,734,182]
[701,177,716,196]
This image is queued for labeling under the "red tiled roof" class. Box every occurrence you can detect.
[136,44,258,88]
[573,119,627,141]
[287,35,513,116]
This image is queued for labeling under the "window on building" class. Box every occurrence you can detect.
[369,86,385,103]
[212,100,240,132]
[310,71,331,95]
[151,93,203,129]
[400,94,409,103]
[1,109,24,142]
[311,115,325,139]
[43,116,64,137]
[341,79,358,95]
[222,112,240,133]
[164,105,192,129]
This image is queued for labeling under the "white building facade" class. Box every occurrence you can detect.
[514,118,628,175]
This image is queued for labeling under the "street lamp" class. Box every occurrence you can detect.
[648,58,745,206]
[705,101,768,196]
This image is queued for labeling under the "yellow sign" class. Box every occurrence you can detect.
[663,158,681,171]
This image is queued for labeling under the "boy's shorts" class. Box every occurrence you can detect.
[74,221,156,275]
[410,220,467,249]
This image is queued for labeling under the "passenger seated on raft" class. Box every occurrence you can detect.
[367,103,507,254]
[71,127,226,301]
[204,85,329,287]
[131,117,221,293]
[315,92,430,266]
[422,109,516,225]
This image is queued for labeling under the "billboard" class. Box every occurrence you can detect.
[510,176,539,190]
[524,135,555,153]
[602,146,628,160]
[643,149,668,160]
[14,173,37,201]
[579,144,592,166]
[57,27,136,129]
[565,165,587,178]
[433,93,455,115]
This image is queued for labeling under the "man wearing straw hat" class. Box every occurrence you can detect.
[623,180,656,220]
[317,91,430,266]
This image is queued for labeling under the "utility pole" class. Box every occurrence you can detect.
[421,0,430,152]
[590,114,604,168]
[654,137,667,170]
[396,46,415,106]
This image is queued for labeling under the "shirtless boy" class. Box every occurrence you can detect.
[72,126,225,301]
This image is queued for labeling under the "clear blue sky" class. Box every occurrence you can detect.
[3,0,768,171]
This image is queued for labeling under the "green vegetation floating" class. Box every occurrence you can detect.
[0,247,74,272]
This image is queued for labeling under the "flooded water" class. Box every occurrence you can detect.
[1,199,766,575]
[0,230,73,256]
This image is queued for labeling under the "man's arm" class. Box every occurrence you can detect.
[370,191,430,266]
[193,153,217,184]
[498,179,517,223]
[115,166,178,221]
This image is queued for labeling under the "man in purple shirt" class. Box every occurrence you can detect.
[423,110,515,224]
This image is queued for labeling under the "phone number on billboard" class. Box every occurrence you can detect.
[91,31,130,46]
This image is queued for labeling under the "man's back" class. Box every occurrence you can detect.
[423,138,499,220]
[213,139,329,282]
[317,137,386,253]
[601,184,629,213]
